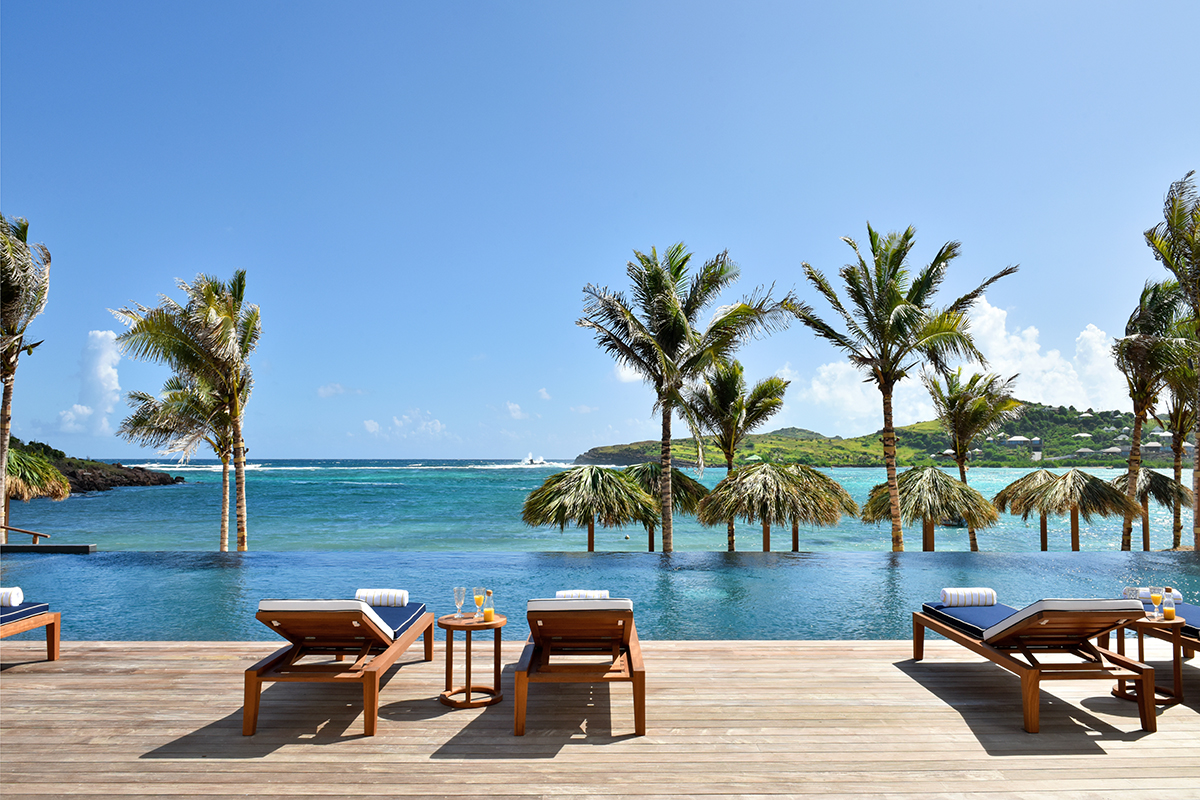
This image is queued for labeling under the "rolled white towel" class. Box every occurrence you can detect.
[1138,588,1183,602]
[940,587,997,607]
[555,589,610,599]
[0,587,24,607]
[355,588,408,607]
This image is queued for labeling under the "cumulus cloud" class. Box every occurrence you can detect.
[363,419,381,435]
[393,411,447,437]
[798,361,933,430]
[571,405,598,414]
[614,362,642,383]
[318,383,346,398]
[57,331,121,435]
[507,401,528,419]
[538,388,551,400]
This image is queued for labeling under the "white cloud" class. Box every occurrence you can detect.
[363,419,381,435]
[57,331,121,435]
[507,401,528,419]
[318,383,345,398]
[571,405,598,414]
[538,388,551,400]
[798,361,933,430]
[614,362,643,383]
[393,409,449,438]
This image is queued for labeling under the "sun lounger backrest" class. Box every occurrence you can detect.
[983,599,1143,648]
[526,598,635,652]
[256,599,394,647]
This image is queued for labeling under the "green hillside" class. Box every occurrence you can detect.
[573,403,1189,469]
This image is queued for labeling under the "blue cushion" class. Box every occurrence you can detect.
[0,602,50,626]
[922,601,1018,639]
[372,602,427,638]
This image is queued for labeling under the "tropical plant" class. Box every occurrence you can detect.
[685,359,787,550]
[861,467,997,551]
[1110,468,1194,552]
[992,468,1057,551]
[791,224,1017,551]
[922,369,1022,551]
[112,271,260,550]
[1145,171,1200,549]
[0,215,51,542]
[578,244,791,552]
[4,447,70,535]
[1158,351,1197,549]
[697,462,856,552]
[522,465,659,551]
[118,373,240,551]
[1111,280,1191,550]
[621,462,709,552]
[1017,468,1141,551]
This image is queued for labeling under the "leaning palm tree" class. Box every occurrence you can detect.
[113,271,260,550]
[697,462,856,552]
[685,359,788,551]
[4,448,70,534]
[791,224,1017,551]
[0,215,51,541]
[1111,468,1194,552]
[1145,171,1200,549]
[993,468,1057,551]
[783,464,858,552]
[861,467,998,552]
[1112,280,1191,550]
[119,373,241,551]
[1159,353,1198,549]
[523,465,659,552]
[578,244,791,552]
[1018,468,1141,552]
[923,369,1022,552]
[622,462,709,552]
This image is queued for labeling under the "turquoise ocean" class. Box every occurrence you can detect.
[3,460,1198,641]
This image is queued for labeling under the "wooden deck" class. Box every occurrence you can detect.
[2,638,1198,798]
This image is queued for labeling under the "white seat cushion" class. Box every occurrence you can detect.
[257,599,393,641]
[527,598,633,612]
[982,598,1144,642]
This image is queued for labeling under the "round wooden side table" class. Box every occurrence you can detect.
[436,613,507,708]
[1109,615,1186,706]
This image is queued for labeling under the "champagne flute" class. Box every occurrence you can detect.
[453,587,466,619]
[1149,586,1164,620]
[473,586,485,619]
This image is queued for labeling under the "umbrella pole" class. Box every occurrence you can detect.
[762,519,770,552]
[1040,513,1048,552]
[792,518,799,552]
[922,518,935,552]
[588,520,595,553]
[1071,506,1080,551]
[1142,497,1150,552]
[648,523,655,553]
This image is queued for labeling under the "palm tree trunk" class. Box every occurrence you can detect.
[220,458,230,552]
[660,404,674,554]
[957,459,977,552]
[588,519,595,552]
[725,455,736,552]
[1141,496,1151,552]
[1194,402,1200,551]
[647,523,655,553]
[1121,410,1144,551]
[1172,439,1184,549]
[0,371,14,543]
[1071,505,1080,552]
[231,410,249,552]
[922,517,935,552]
[881,386,903,552]
[1040,513,1048,552]
[762,519,770,552]
[792,517,799,552]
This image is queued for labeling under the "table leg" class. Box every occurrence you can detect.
[464,629,473,705]
[1171,624,1184,701]
[494,627,502,694]
[444,629,454,693]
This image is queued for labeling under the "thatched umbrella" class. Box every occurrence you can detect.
[522,465,658,552]
[1019,468,1141,551]
[697,462,856,552]
[784,465,858,552]
[4,449,70,542]
[1111,468,1194,551]
[622,462,709,552]
[993,469,1057,551]
[862,467,998,552]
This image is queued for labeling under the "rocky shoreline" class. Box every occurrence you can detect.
[58,462,184,494]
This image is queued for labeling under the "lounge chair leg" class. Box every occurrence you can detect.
[632,670,646,736]
[242,673,261,736]
[514,669,527,736]
[45,612,60,661]
[363,674,379,736]
[1137,665,1157,732]
[912,615,925,661]
[424,621,434,661]
[1020,672,1040,734]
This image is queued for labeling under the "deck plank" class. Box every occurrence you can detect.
[2,638,1198,798]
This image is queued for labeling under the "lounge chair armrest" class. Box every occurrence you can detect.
[515,636,536,675]
[627,621,645,674]
[245,643,298,676]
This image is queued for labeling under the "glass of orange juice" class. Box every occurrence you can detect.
[1149,586,1164,620]
[473,587,485,619]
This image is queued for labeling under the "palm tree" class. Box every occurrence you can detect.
[4,448,70,536]
[1159,355,1197,549]
[993,468,1057,551]
[622,462,708,552]
[685,359,788,550]
[697,462,856,552]
[784,464,858,552]
[0,215,51,542]
[1145,171,1200,549]
[1110,468,1194,552]
[578,244,791,552]
[1112,280,1190,550]
[112,271,260,550]
[118,373,240,551]
[861,467,997,551]
[1018,468,1141,551]
[922,369,1022,552]
[791,224,1017,552]
[523,465,659,551]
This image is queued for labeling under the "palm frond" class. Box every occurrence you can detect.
[1020,468,1142,522]
[861,467,997,528]
[5,448,70,502]
[522,466,658,531]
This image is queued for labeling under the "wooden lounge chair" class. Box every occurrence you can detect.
[514,597,645,736]
[0,599,60,662]
[244,598,434,736]
[913,598,1155,733]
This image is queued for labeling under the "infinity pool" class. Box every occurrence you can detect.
[2,550,1197,641]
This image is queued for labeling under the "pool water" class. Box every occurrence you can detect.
[3,550,1197,641]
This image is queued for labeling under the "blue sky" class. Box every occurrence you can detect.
[2,1,1197,460]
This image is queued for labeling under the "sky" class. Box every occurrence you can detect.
[2,1,1197,460]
